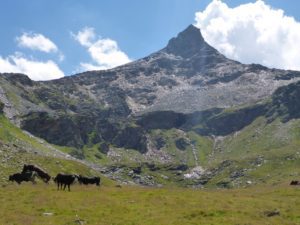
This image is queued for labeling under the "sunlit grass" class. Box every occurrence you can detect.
[0,184,299,225]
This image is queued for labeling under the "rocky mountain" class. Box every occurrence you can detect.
[1,24,300,187]
[1,25,299,146]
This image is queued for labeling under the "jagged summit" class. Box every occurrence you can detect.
[0,24,299,149]
[165,24,216,58]
[1,24,300,188]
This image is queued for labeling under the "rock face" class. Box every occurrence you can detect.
[0,25,300,154]
[113,127,147,153]
[165,25,213,58]
[267,81,300,122]
[175,138,189,151]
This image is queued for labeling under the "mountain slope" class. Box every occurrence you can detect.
[0,109,112,185]
[1,25,299,150]
[1,25,300,187]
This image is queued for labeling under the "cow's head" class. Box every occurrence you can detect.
[22,164,29,173]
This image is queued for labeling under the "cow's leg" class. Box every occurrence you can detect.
[63,184,67,190]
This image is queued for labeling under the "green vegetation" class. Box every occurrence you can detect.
[48,115,300,188]
[0,115,112,186]
[150,129,205,167]
[0,114,53,153]
[1,75,300,188]
[187,131,213,166]
[0,102,299,225]
[0,184,299,225]
[202,117,300,186]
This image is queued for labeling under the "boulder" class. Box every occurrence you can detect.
[98,143,110,154]
[175,138,189,151]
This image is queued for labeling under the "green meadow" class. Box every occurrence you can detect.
[0,183,299,225]
[1,92,300,225]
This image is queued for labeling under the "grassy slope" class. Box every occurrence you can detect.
[0,184,299,225]
[54,116,300,187]
[0,115,113,186]
[205,117,300,186]
[116,116,300,187]
[0,113,300,225]
[145,116,300,187]
[1,81,300,224]
[2,85,300,188]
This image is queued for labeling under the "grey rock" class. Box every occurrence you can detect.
[98,143,109,154]
[264,210,280,217]
[0,24,300,179]
[175,138,189,151]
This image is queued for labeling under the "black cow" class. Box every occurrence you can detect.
[22,164,51,183]
[78,175,101,186]
[290,180,300,185]
[9,171,37,184]
[53,173,77,191]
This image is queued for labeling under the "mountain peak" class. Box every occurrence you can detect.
[165,24,208,57]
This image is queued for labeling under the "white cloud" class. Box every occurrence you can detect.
[16,33,58,53]
[194,0,300,70]
[58,52,65,62]
[72,27,96,47]
[87,38,131,69]
[79,63,107,71]
[0,32,65,80]
[73,27,131,71]
[0,53,64,81]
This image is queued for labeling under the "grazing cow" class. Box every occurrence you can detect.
[9,171,37,184]
[53,173,77,191]
[290,180,300,185]
[78,175,101,186]
[22,164,51,183]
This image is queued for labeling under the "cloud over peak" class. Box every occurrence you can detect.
[0,54,64,81]
[0,32,65,81]
[73,27,131,71]
[16,32,58,53]
[195,0,300,70]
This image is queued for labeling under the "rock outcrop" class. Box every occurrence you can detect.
[0,24,299,154]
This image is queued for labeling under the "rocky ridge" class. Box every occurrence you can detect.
[1,25,299,151]
[1,24,300,187]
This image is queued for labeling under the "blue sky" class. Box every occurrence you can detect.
[0,0,300,80]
